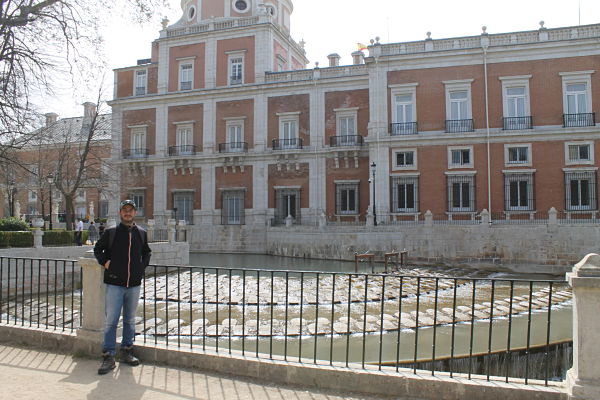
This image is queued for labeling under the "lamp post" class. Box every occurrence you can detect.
[8,180,16,217]
[371,161,377,226]
[46,173,54,230]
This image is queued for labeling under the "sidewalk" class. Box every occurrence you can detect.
[0,342,393,400]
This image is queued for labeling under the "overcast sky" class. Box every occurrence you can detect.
[46,0,600,118]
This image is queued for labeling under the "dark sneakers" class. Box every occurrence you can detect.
[120,346,140,366]
[98,354,116,375]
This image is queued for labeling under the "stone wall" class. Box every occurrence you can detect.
[189,222,600,274]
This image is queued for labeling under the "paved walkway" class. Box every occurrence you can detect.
[0,343,394,400]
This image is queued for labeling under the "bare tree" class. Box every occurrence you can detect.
[0,0,169,151]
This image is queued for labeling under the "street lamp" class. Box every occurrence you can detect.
[8,180,16,217]
[46,173,54,230]
[371,161,377,226]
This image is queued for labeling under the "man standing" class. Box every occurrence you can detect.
[93,200,151,375]
[75,218,84,246]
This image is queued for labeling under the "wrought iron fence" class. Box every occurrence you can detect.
[445,119,474,133]
[503,116,533,130]
[122,148,150,159]
[138,265,571,385]
[218,142,248,153]
[0,257,81,332]
[563,113,595,127]
[329,135,364,147]
[272,138,303,150]
[168,145,197,156]
[390,122,418,135]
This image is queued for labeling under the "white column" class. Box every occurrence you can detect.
[155,104,168,156]
[308,156,326,219]
[254,29,271,83]
[203,100,216,153]
[566,253,600,399]
[204,37,217,89]
[157,40,169,94]
[198,164,215,224]
[153,165,168,222]
[252,162,268,225]
[254,93,268,151]
[109,107,123,220]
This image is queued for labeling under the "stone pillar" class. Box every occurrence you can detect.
[566,253,600,399]
[168,218,176,243]
[32,218,44,248]
[424,210,433,227]
[479,209,490,225]
[146,219,155,242]
[177,220,187,242]
[75,257,105,354]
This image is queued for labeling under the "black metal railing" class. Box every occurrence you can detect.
[329,135,364,147]
[135,87,146,96]
[218,142,248,153]
[122,148,150,159]
[180,81,192,91]
[168,145,197,156]
[563,113,595,127]
[0,257,81,332]
[445,119,474,133]
[503,116,533,130]
[272,138,303,150]
[390,122,418,135]
[135,265,570,385]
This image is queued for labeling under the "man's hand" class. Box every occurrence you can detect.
[104,260,110,270]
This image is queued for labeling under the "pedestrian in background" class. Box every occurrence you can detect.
[88,221,99,244]
[75,218,84,246]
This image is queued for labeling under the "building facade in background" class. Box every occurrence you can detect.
[109,0,599,252]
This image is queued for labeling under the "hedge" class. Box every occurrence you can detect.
[0,230,89,248]
[0,217,31,231]
[0,231,34,248]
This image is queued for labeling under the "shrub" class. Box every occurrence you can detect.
[0,217,31,232]
[0,231,33,248]
[43,230,89,246]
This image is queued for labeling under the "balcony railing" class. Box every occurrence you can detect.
[168,145,197,156]
[503,116,533,130]
[445,119,474,133]
[122,148,150,159]
[180,81,192,90]
[563,113,595,127]
[218,142,248,153]
[135,86,146,96]
[272,138,303,150]
[390,122,418,135]
[230,77,242,85]
[330,135,364,147]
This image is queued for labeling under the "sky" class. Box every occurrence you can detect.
[47,0,600,118]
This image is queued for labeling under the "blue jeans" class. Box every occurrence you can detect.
[102,284,141,356]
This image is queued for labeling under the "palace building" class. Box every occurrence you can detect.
[109,0,600,253]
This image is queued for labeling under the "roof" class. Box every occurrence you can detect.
[28,113,111,147]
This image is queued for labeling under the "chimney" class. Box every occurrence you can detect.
[83,102,96,120]
[45,113,58,127]
[327,53,340,67]
[352,51,364,65]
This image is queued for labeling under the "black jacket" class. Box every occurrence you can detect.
[93,223,152,287]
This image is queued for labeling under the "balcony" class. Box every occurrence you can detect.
[563,113,595,128]
[122,148,149,159]
[503,116,533,130]
[330,135,364,147]
[135,86,146,96]
[272,138,303,150]
[445,119,474,133]
[390,122,418,135]
[218,142,248,153]
[168,145,197,156]
[180,81,192,91]
[229,77,242,85]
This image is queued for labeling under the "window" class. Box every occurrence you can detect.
[179,62,193,90]
[135,70,147,96]
[277,112,300,149]
[131,192,145,216]
[28,190,37,203]
[391,176,419,213]
[447,174,475,212]
[448,146,473,168]
[335,108,358,145]
[226,120,244,152]
[504,144,531,166]
[173,192,194,224]
[176,124,193,154]
[130,127,147,157]
[335,182,359,215]
[275,188,301,224]
[393,149,416,170]
[561,71,594,127]
[566,141,594,165]
[504,173,534,211]
[444,80,473,132]
[500,75,532,129]
[565,170,597,211]
[390,84,417,134]
[233,0,249,12]
[229,55,244,85]
[221,190,245,225]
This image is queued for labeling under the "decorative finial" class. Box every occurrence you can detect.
[161,17,169,30]
[482,26,487,34]
[426,31,432,40]
[370,38,375,45]
[375,36,380,44]
[299,39,305,49]
[539,20,545,29]
[315,61,319,68]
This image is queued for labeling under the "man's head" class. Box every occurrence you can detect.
[119,199,137,225]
